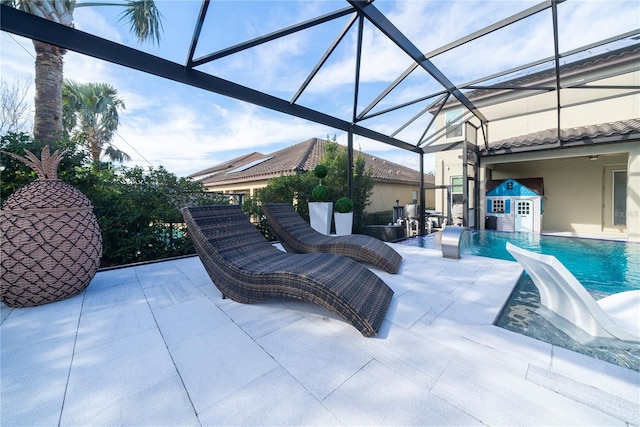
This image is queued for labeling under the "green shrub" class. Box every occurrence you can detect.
[1,135,229,267]
[312,164,330,202]
[313,164,328,179]
[335,196,353,213]
[243,138,374,237]
[312,184,329,202]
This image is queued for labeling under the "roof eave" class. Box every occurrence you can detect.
[481,133,640,156]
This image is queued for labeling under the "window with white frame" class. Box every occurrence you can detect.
[445,109,463,139]
[451,176,463,204]
[492,199,504,213]
[451,176,463,194]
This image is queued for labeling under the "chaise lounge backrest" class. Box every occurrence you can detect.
[182,205,394,337]
[262,203,402,274]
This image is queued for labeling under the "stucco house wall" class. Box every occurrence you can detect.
[211,179,271,198]
[368,182,435,213]
[479,144,638,240]
[434,149,467,215]
[475,74,639,143]
[432,47,640,241]
[207,178,424,214]
[487,153,627,236]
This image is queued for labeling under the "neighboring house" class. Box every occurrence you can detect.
[431,45,640,242]
[189,138,435,213]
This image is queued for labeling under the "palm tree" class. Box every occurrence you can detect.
[3,0,162,145]
[63,80,129,163]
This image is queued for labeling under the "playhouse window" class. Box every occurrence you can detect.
[492,200,505,213]
[517,202,530,215]
[506,181,514,190]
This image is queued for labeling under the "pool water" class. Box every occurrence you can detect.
[399,230,640,371]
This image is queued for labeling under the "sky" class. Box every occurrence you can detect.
[2,0,638,178]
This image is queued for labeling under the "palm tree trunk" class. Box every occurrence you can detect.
[33,40,65,144]
[88,135,102,162]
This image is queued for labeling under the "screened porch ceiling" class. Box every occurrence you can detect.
[2,0,639,157]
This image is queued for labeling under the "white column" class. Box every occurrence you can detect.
[478,165,487,230]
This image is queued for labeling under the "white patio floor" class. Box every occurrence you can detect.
[1,243,638,426]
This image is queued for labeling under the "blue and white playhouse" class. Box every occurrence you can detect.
[485,178,543,234]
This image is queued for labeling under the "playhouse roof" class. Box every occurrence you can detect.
[486,178,543,197]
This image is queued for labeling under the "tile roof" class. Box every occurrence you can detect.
[482,118,640,154]
[191,138,433,186]
[188,152,266,180]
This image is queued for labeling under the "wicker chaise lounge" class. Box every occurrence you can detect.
[182,205,394,337]
[261,203,402,274]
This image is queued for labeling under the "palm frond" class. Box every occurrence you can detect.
[104,145,132,163]
[118,0,163,45]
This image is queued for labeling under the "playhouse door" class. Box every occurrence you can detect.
[515,200,534,233]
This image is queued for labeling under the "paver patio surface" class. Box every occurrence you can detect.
[2,244,638,426]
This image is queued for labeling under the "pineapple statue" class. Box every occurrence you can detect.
[1,146,102,307]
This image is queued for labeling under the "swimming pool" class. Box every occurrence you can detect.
[401,230,640,296]
[399,230,640,371]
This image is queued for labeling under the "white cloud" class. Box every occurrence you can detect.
[0,34,35,78]
[556,1,640,52]
[63,51,114,83]
[115,100,330,176]
[210,109,322,151]
[301,20,416,94]
[73,8,123,44]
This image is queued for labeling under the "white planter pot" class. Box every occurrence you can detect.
[309,202,332,235]
[334,212,353,236]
